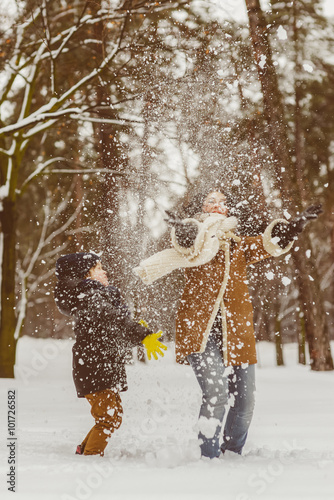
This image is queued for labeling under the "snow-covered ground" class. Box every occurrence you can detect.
[0,337,333,500]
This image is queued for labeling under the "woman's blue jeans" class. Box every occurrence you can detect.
[187,334,256,459]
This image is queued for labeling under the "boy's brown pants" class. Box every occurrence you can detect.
[81,388,123,456]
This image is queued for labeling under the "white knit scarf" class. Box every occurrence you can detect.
[133,214,240,284]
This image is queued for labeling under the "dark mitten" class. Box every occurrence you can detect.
[272,204,323,249]
[164,210,198,248]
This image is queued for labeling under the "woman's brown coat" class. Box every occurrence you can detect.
[133,213,293,366]
[175,219,293,366]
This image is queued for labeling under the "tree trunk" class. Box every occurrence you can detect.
[88,0,126,287]
[244,0,296,204]
[274,311,284,366]
[293,248,333,370]
[298,311,306,365]
[245,0,333,370]
[275,332,284,367]
[74,160,84,249]
[293,0,308,204]
[0,198,17,377]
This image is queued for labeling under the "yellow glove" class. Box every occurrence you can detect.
[139,319,167,360]
[138,319,149,328]
[141,332,167,361]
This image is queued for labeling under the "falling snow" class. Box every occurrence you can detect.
[281,276,291,286]
[277,26,288,40]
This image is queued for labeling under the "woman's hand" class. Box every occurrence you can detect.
[291,204,323,232]
[272,204,323,248]
[164,210,198,248]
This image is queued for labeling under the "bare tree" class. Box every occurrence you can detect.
[245,0,333,370]
[0,2,147,377]
[0,0,193,377]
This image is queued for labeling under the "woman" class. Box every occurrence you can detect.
[133,190,322,459]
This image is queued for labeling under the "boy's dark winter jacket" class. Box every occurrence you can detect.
[54,278,150,397]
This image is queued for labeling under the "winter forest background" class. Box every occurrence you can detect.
[1,0,334,379]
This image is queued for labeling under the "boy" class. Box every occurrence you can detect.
[54,252,166,456]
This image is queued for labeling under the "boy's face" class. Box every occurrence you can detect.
[87,261,109,286]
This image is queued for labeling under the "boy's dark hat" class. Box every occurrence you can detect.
[55,252,100,281]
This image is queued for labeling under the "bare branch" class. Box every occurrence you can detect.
[0,42,121,137]
[43,168,125,175]
[40,242,69,261]
[18,157,68,194]
[70,114,144,126]
[0,5,42,103]
[42,197,86,248]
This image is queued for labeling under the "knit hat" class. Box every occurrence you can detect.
[55,252,100,281]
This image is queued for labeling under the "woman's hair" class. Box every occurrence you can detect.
[181,186,268,236]
[182,187,235,218]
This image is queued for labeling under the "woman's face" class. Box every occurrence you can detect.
[88,261,109,286]
[202,191,228,216]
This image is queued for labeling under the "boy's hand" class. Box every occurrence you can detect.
[139,319,168,360]
[142,332,167,360]
[138,319,149,328]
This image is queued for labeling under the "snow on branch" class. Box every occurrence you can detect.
[1,0,181,105]
[117,1,188,14]
[20,119,59,142]
[0,4,128,115]
[70,114,144,126]
[0,6,42,103]
[0,45,120,138]
[43,168,125,175]
[18,44,51,123]
[0,107,80,135]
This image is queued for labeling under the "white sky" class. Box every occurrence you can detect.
[322,0,334,16]
[192,0,334,25]
[1,0,333,28]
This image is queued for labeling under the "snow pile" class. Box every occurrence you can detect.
[0,337,333,499]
